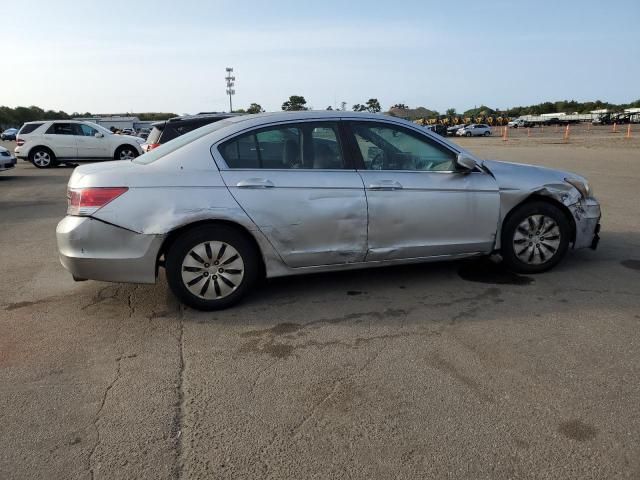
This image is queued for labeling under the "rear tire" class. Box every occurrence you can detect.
[465,132,472,137]
[501,201,571,274]
[484,131,491,136]
[29,147,57,168]
[165,225,260,310]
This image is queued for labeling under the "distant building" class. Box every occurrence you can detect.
[74,115,155,131]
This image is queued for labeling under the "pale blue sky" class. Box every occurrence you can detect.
[3,0,639,114]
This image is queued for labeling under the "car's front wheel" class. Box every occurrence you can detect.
[114,145,139,161]
[165,225,260,310]
[501,201,571,274]
[30,147,57,168]
[465,132,472,137]
[484,131,491,136]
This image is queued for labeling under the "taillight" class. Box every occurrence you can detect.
[16,138,24,146]
[67,187,128,216]
[146,143,160,151]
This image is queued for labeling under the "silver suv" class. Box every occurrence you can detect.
[15,120,144,168]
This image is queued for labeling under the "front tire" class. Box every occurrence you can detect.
[114,145,139,161]
[30,147,57,168]
[501,201,571,274]
[465,132,472,137]
[165,225,260,310]
[484,131,491,136]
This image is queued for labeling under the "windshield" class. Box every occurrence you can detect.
[133,118,236,165]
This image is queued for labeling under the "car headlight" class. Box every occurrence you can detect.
[565,177,592,198]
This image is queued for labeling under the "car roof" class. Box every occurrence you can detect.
[201,111,463,146]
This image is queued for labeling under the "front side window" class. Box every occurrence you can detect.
[350,122,455,171]
[218,122,344,169]
[77,124,98,136]
[46,123,75,135]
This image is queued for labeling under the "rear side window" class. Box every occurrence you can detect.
[19,123,43,135]
[219,123,345,169]
[46,123,75,135]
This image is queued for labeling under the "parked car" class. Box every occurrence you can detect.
[507,119,533,128]
[446,124,466,136]
[1,128,18,141]
[136,128,151,140]
[15,120,144,168]
[457,124,492,136]
[56,111,601,310]
[142,113,236,152]
[0,145,17,171]
[121,128,136,136]
[425,124,447,136]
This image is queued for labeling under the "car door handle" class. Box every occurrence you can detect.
[236,178,274,188]
[368,180,403,190]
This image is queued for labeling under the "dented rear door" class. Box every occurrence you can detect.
[213,121,367,268]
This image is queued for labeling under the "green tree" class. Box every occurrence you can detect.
[281,95,308,111]
[365,98,381,113]
[391,103,408,110]
[326,106,333,110]
[446,108,457,116]
[246,103,264,114]
[352,103,367,112]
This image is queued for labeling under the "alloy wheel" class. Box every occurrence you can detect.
[119,148,136,160]
[33,150,51,167]
[512,214,561,265]
[181,241,245,299]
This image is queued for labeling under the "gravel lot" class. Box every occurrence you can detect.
[1,135,639,479]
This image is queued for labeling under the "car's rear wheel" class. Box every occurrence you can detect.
[115,145,138,161]
[466,132,472,137]
[165,225,260,310]
[484,131,491,136]
[501,201,571,274]
[30,147,57,168]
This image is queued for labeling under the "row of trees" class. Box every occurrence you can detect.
[0,105,178,128]
[4,98,639,128]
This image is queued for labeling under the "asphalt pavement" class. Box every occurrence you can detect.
[1,139,639,479]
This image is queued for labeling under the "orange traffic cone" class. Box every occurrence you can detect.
[527,127,531,137]
[626,124,632,139]
[502,126,508,142]
[563,124,570,142]
[613,122,618,133]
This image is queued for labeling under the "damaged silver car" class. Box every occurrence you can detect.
[56,111,601,310]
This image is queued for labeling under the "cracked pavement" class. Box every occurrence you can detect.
[1,140,640,479]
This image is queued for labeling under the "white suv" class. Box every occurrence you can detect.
[15,120,144,168]
[456,124,492,137]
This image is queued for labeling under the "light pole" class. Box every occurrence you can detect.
[225,67,235,113]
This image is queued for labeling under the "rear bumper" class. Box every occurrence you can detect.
[56,216,165,284]
[570,198,601,249]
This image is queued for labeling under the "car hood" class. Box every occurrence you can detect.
[481,159,586,204]
[119,134,144,144]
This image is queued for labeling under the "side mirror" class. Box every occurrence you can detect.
[456,153,477,171]
[94,132,104,138]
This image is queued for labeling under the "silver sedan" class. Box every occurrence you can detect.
[56,111,601,310]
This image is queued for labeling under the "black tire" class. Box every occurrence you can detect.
[501,201,571,274]
[484,131,491,136]
[165,225,260,310]
[114,145,139,161]
[29,147,57,168]
[465,132,472,137]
